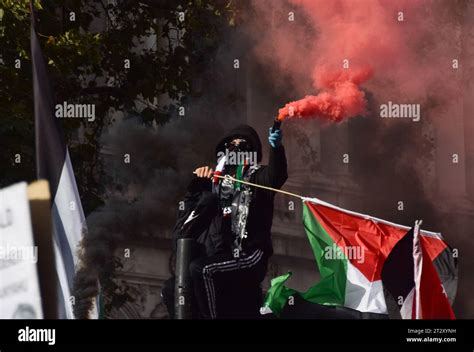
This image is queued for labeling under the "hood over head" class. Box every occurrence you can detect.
[215,124,262,163]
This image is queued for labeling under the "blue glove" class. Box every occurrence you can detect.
[268,128,282,148]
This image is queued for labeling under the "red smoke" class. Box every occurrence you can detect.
[248,0,472,317]
[273,0,408,122]
[250,0,441,123]
[277,67,373,122]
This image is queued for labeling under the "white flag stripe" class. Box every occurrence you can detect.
[52,150,98,319]
[53,238,74,319]
[53,150,85,268]
[413,222,423,319]
[400,288,415,319]
[344,263,387,314]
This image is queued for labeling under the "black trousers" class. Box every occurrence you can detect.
[189,249,268,319]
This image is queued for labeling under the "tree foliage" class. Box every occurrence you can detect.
[0,0,238,213]
[1,0,238,317]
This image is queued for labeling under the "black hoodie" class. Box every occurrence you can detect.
[174,125,288,257]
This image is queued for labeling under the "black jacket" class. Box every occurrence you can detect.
[173,125,288,257]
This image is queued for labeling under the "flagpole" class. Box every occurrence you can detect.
[413,219,423,319]
[211,173,304,199]
[30,1,36,23]
[207,174,442,238]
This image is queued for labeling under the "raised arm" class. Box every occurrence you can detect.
[253,128,288,189]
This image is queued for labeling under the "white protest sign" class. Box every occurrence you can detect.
[0,182,43,318]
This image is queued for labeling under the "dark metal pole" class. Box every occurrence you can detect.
[174,238,197,319]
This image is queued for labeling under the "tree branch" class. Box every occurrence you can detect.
[79,86,125,97]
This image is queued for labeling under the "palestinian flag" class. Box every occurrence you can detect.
[262,198,457,318]
[31,4,98,318]
[382,223,456,319]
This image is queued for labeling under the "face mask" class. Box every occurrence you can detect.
[225,139,251,153]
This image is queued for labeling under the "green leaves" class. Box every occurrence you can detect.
[1,0,238,223]
[2,0,237,317]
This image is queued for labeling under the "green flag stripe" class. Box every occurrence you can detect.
[262,272,296,316]
[300,202,347,306]
[262,203,349,316]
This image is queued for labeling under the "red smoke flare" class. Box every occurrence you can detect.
[277,67,373,122]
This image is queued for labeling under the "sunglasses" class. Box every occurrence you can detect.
[225,139,251,151]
